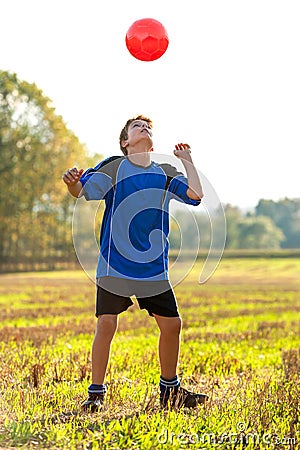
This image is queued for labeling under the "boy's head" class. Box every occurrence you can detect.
[119,115,153,155]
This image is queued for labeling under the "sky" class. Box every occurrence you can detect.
[1,0,299,208]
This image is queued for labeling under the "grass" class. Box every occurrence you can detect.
[0,258,299,449]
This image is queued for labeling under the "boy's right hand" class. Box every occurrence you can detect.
[62,167,84,186]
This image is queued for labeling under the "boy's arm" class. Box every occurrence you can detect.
[62,167,84,198]
[173,143,204,201]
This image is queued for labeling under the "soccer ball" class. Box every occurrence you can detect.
[125,18,169,62]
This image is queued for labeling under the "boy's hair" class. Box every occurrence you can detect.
[119,114,153,156]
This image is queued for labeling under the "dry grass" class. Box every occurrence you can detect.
[0,259,299,448]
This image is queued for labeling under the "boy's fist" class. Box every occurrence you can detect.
[62,167,84,186]
[173,143,192,161]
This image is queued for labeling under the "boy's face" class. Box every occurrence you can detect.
[123,119,153,152]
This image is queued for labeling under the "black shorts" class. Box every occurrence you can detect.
[95,277,179,318]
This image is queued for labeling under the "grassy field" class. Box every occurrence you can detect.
[0,257,299,449]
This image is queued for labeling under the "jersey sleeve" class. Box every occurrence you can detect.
[80,159,113,201]
[169,175,201,206]
[161,163,201,206]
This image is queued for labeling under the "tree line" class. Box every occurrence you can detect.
[0,71,299,271]
[170,199,300,251]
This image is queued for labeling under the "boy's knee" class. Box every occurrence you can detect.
[159,316,182,336]
[96,314,118,335]
[171,316,182,334]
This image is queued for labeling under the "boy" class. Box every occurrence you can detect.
[62,115,208,411]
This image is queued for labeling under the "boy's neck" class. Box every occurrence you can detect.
[127,148,152,168]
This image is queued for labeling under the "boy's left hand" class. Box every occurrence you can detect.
[173,143,192,162]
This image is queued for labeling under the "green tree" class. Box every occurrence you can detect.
[0,70,88,268]
[223,204,284,249]
[256,198,300,248]
[223,204,243,249]
[236,215,284,249]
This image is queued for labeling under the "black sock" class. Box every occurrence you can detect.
[88,383,107,397]
[159,375,180,401]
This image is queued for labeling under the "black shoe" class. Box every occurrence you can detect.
[82,393,104,412]
[161,386,208,409]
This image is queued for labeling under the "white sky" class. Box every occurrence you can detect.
[1,0,299,208]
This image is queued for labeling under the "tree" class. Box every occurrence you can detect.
[256,198,300,248]
[221,204,284,249]
[222,204,242,249]
[0,70,88,268]
[236,215,284,249]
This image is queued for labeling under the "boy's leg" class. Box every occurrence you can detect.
[92,314,118,384]
[82,314,118,412]
[83,280,133,412]
[153,313,208,408]
[153,314,182,379]
[92,280,132,385]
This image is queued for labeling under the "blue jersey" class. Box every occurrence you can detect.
[80,156,200,281]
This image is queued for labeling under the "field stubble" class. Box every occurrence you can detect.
[0,258,299,449]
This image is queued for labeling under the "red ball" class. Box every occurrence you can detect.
[125,18,169,62]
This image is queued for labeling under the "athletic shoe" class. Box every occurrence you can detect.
[81,393,104,412]
[160,386,208,409]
